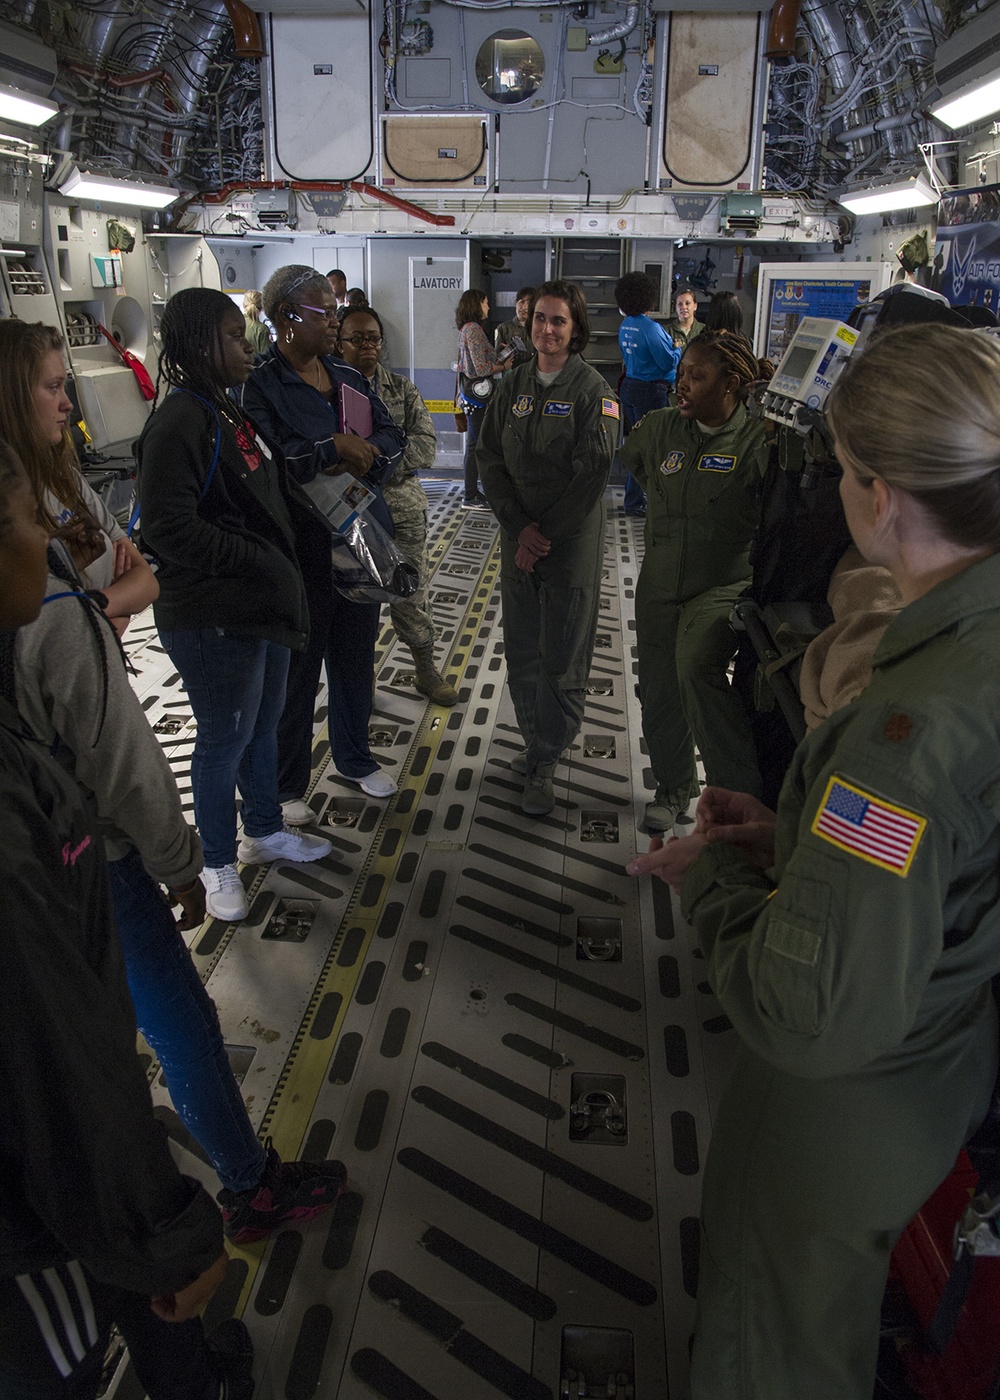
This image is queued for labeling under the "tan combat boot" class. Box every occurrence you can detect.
[411,646,459,707]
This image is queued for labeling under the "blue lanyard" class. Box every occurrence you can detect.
[173,388,223,497]
[42,590,89,605]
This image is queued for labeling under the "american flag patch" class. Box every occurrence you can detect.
[811,776,926,877]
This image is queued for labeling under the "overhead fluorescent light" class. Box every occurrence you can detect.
[0,82,59,127]
[838,174,938,216]
[931,73,1000,130]
[59,168,178,209]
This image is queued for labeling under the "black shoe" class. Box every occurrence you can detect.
[206,1319,254,1400]
[217,1139,347,1244]
[462,492,490,509]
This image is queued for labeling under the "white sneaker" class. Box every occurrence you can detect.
[281,799,314,826]
[202,864,249,922]
[237,826,333,866]
[342,768,398,799]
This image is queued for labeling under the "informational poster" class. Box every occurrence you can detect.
[934,183,1000,311]
[765,278,873,361]
[754,262,893,360]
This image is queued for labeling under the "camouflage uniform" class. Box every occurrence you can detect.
[372,363,437,654]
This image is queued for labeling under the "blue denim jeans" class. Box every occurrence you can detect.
[108,848,267,1194]
[463,404,486,500]
[277,564,380,795]
[159,628,289,868]
[621,377,673,512]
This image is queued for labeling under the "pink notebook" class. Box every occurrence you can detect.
[339,381,373,439]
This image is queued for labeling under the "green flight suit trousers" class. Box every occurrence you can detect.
[635,566,761,803]
[500,513,604,772]
[691,1006,996,1400]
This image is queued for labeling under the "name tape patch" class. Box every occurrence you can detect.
[543,400,573,417]
[811,776,926,876]
[697,453,737,473]
[601,397,620,420]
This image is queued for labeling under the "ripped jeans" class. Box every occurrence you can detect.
[159,628,290,868]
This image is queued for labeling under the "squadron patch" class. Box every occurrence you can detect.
[660,451,684,476]
[811,775,926,876]
[543,400,573,417]
[601,398,620,420]
[697,454,737,473]
[512,394,534,418]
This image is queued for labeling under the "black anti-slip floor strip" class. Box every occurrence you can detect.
[350,1349,441,1400]
[367,1270,553,1400]
[420,1040,565,1119]
[411,1085,653,1221]
[505,992,646,1060]
[449,923,642,1012]
[466,844,623,906]
[419,1225,558,1320]
[397,1147,657,1305]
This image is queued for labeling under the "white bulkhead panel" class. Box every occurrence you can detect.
[267,14,374,180]
[662,11,765,189]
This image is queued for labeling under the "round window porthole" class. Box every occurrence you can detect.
[224,262,238,285]
[475,29,544,106]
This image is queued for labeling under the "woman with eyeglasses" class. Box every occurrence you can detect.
[241,266,406,820]
[337,306,457,708]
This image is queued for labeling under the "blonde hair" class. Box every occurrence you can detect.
[0,320,88,531]
[827,324,1000,550]
[243,289,263,319]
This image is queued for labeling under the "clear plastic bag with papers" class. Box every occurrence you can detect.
[297,465,418,605]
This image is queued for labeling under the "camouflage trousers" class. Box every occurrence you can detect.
[383,475,435,654]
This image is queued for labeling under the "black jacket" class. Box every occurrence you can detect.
[137,389,309,649]
[0,694,222,1293]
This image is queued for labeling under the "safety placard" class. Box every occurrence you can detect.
[424,399,457,414]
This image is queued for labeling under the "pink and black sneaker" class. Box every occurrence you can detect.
[218,1140,347,1244]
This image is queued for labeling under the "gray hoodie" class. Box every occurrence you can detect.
[13,562,201,890]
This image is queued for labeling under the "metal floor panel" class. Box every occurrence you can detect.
[118,479,738,1400]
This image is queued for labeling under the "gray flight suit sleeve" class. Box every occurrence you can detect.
[536,390,618,545]
[680,750,978,1080]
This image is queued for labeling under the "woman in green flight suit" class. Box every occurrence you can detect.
[628,323,1000,1400]
[478,279,619,817]
[623,330,770,833]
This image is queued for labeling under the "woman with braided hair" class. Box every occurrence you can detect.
[622,329,771,832]
[0,320,158,637]
[137,287,332,924]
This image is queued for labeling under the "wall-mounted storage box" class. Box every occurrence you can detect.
[381,116,489,189]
